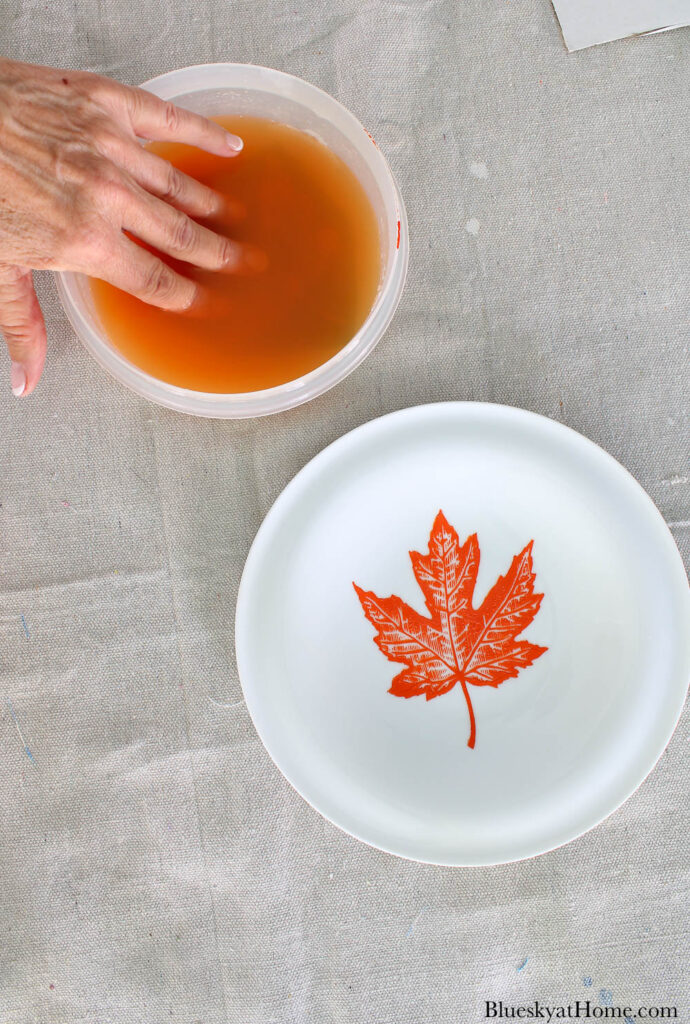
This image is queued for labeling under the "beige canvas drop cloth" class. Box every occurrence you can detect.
[0,1,688,1022]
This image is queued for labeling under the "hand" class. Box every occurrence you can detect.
[0,58,246,396]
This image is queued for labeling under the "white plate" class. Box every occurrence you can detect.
[235,403,690,865]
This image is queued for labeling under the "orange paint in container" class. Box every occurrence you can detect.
[91,116,381,393]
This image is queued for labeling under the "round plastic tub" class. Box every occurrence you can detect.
[56,63,408,418]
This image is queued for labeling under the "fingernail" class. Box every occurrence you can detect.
[182,284,209,316]
[224,132,243,153]
[220,244,267,274]
[10,362,26,397]
[182,289,200,312]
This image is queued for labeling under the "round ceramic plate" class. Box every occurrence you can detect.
[235,403,690,865]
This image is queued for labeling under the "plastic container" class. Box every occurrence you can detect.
[56,64,408,418]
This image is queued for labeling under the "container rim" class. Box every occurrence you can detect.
[57,63,409,418]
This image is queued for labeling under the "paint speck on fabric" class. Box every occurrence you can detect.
[405,906,429,938]
[599,990,613,1006]
[583,977,592,987]
[516,957,529,972]
[7,701,36,765]
[465,218,480,236]
[20,614,30,639]
[469,161,489,179]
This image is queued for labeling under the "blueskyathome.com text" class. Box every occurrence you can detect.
[485,1001,677,1020]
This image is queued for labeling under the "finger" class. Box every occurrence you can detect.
[127,148,225,219]
[109,83,243,156]
[90,130,247,222]
[96,133,223,219]
[132,149,247,221]
[96,235,200,311]
[0,265,47,397]
[122,185,245,271]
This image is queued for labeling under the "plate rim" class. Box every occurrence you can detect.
[235,401,690,865]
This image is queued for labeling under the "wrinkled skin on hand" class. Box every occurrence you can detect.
[0,57,245,395]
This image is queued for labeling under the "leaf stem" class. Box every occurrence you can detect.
[459,678,476,749]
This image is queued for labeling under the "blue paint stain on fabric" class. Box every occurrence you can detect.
[20,614,30,639]
[599,990,614,1006]
[516,958,529,972]
[7,700,36,765]
[583,978,592,987]
[405,907,429,938]
[625,1018,636,1024]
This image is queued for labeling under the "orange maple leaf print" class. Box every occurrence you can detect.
[353,511,548,749]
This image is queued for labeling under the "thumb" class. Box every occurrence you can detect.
[0,264,47,397]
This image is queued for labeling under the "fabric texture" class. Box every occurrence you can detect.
[1,2,688,1022]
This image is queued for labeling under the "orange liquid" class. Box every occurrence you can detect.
[90,116,381,392]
